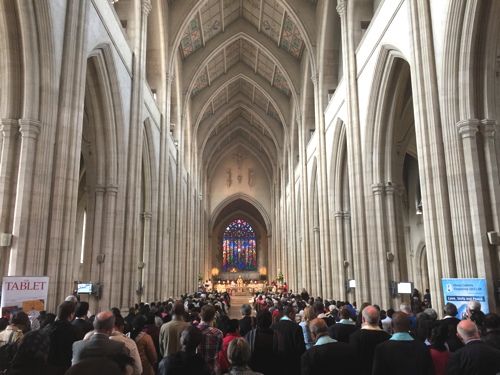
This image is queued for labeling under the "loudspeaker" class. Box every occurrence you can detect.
[386,252,395,261]
[0,233,12,247]
[137,261,145,269]
[487,231,499,245]
[96,254,105,263]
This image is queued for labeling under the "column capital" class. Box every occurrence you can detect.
[371,183,385,195]
[166,74,174,84]
[456,119,480,138]
[18,119,41,140]
[479,119,499,138]
[313,227,320,232]
[296,115,302,126]
[385,183,395,195]
[311,74,319,86]
[94,185,105,195]
[336,0,347,17]
[141,0,152,15]
[343,211,351,219]
[0,119,19,136]
[141,211,153,220]
[334,211,344,218]
[105,184,119,195]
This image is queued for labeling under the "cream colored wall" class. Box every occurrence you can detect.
[208,148,272,219]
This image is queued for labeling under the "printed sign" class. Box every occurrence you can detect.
[442,278,488,318]
[1,276,49,320]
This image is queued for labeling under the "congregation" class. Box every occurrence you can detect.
[0,290,500,375]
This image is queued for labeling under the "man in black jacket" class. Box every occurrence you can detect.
[372,312,433,375]
[302,318,358,374]
[271,305,306,375]
[44,301,83,375]
[238,303,256,337]
[447,319,500,375]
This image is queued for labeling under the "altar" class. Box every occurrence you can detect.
[214,281,266,295]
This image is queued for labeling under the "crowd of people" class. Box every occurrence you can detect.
[1,288,500,374]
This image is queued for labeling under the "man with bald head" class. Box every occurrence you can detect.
[348,305,390,375]
[72,310,130,365]
[372,312,432,374]
[446,319,500,375]
[301,318,358,374]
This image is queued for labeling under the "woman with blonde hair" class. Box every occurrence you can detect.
[299,306,317,349]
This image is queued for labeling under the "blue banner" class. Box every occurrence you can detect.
[442,278,488,318]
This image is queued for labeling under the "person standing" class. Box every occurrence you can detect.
[160,301,189,357]
[197,305,223,375]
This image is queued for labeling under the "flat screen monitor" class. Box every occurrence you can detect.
[397,282,413,294]
[348,279,356,288]
[77,283,93,294]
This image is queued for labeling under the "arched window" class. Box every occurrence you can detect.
[222,219,257,271]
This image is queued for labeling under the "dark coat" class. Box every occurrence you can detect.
[482,330,500,350]
[372,339,433,375]
[158,351,210,375]
[446,340,500,375]
[44,319,83,375]
[328,322,359,343]
[239,316,256,337]
[72,318,94,336]
[272,318,306,375]
[349,328,391,375]
[301,340,359,375]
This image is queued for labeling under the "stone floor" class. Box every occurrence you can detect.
[227,294,255,319]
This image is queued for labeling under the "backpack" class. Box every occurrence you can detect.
[0,331,18,371]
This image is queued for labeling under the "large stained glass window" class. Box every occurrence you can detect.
[222,219,257,271]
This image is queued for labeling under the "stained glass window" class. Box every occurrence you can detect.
[222,219,257,271]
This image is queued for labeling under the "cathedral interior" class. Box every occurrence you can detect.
[0,0,499,315]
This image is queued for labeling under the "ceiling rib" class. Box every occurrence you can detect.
[258,0,264,33]
[219,0,225,32]
[198,10,206,47]
[277,10,286,48]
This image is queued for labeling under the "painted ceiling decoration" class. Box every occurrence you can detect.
[178,0,314,178]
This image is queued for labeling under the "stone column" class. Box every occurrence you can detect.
[385,184,401,283]
[479,120,500,234]
[0,119,19,273]
[337,0,369,301]
[9,119,41,275]
[101,184,118,308]
[90,185,105,285]
[311,73,333,298]
[457,120,495,305]
[334,211,344,297]
[161,74,174,297]
[296,116,312,293]
[313,226,322,296]
[371,183,390,306]
[140,211,153,300]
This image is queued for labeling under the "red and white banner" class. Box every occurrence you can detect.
[1,276,49,320]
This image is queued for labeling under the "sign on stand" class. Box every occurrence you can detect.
[1,276,50,320]
[442,278,488,318]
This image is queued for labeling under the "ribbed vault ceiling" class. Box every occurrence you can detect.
[173,0,317,180]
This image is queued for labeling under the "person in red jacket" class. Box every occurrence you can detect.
[218,319,242,374]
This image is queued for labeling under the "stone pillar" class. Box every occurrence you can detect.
[313,226,322,296]
[9,119,41,275]
[311,73,333,298]
[337,0,369,301]
[0,119,19,273]
[385,184,400,283]
[140,211,153,300]
[457,120,495,306]
[479,120,500,234]
[90,185,105,285]
[334,211,345,298]
[371,183,390,306]
[101,184,118,308]
[161,74,174,297]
